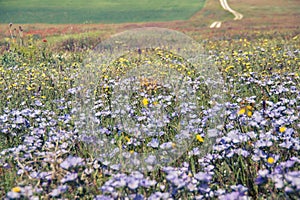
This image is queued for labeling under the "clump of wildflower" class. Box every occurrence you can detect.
[238,105,253,116]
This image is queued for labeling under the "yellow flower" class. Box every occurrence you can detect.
[196,134,204,143]
[246,105,253,110]
[125,136,131,143]
[12,186,21,193]
[279,126,286,133]
[26,86,33,91]
[225,65,234,73]
[142,98,149,107]
[247,111,252,117]
[103,75,109,79]
[238,108,246,115]
[130,150,134,154]
[153,101,158,106]
[267,157,275,164]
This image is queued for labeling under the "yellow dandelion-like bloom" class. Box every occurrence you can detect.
[142,98,149,107]
[246,105,253,110]
[247,111,253,117]
[26,86,33,91]
[267,157,275,164]
[12,186,21,193]
[238,108,246,115]
[196,134,204,143]
[279,126,286,133]
[130,150,134,154]
[103,75,109,79]
[153,101,158,106]
[125,136,131,143]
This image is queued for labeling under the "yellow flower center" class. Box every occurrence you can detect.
[279,126,286,133]
[267,157,275,164]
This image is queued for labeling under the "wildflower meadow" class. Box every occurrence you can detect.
[0,21,299,200]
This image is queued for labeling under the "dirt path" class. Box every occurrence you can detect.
[220,0,243,20]
[210,0,243,28]
[209,21,222,28]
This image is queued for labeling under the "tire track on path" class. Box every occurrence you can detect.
[210,0,243,28]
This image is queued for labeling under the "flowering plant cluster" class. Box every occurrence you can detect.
[0,30,299,199]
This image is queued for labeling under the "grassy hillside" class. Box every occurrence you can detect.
[0,0,206,24]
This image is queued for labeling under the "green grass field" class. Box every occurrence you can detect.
[0,0,206,24]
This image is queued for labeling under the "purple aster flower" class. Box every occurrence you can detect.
[111,179,126,188]
[139,179,156,188]
[255,169,269,185]
[101,185,114,193]
[285,171,300,189]
[148,192,170,200]
[231,184,248,194]
[145,155,157,165]
[130,171,144,179]
[194,172,212,182]
[218,191,249,200]
[147,138,159,148]
[60,155,84,170]
[127,178,139,190]
[15,116,25,124]
[61,172,78,183]
[35,100,43,106]
[235,148,250,157]
[160,142,173,149]
[50,185,68,197]
[129,194,144,200]
[7,191,21,199]
[94,195,114,200]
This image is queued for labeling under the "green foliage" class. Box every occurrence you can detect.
[0,0,206,23]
